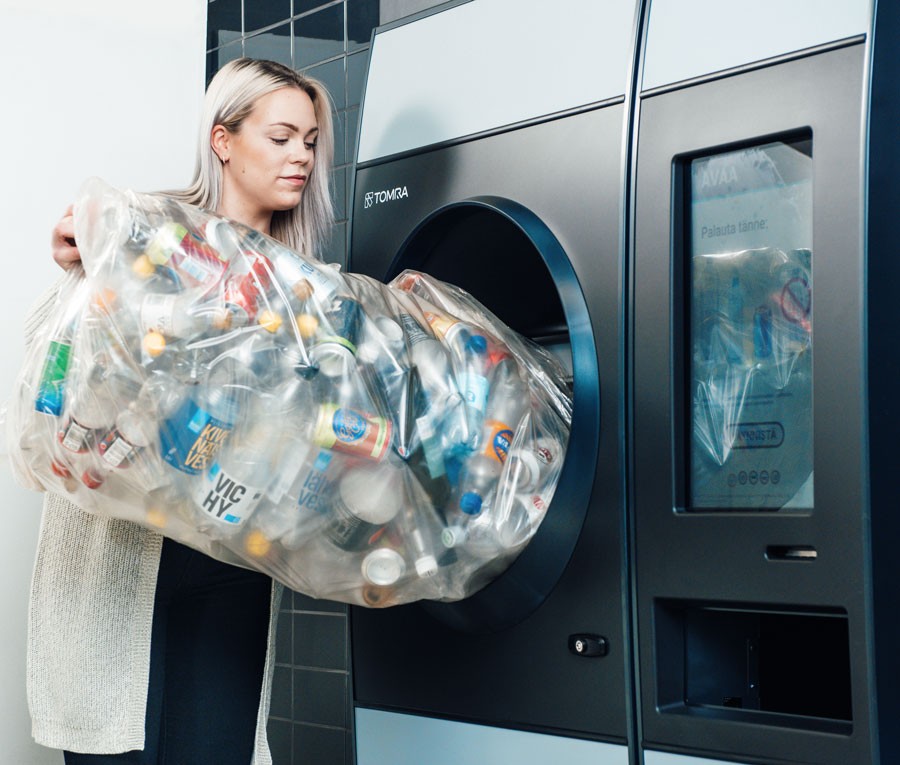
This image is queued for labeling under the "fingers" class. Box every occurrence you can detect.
[51,205,82,271]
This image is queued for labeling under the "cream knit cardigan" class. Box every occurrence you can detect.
[24,282,282,761]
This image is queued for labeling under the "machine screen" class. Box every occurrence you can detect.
[687,137,813,511]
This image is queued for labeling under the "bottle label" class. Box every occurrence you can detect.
[313,405,391,461]
[98,429,136,468]
[299,260,338,301]
[140,294,178,336]
[35,340,72,416]
[482,419,514,464]
[60,418,91,453]
[399,313,431,346]
[325,500,384,551]
[295,450,335,512]
[463,373,489,414]
[424,310,459,340]
[194,463,263,525]
[160,398,233,475]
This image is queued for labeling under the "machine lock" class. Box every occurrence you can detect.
[568,634,609,657]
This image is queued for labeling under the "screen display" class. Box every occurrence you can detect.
[688,137,813,511]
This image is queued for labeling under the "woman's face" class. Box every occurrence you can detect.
[217,86,318,230]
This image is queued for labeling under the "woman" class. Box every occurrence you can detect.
[31,58,334,764]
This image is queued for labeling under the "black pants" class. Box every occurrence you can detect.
[64,539,272,765]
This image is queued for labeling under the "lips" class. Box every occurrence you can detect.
[281,175,307,187]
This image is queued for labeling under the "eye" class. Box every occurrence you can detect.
[271,138,289,146]
[304,141,318,151]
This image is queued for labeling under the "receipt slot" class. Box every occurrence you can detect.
[633,2,898,764]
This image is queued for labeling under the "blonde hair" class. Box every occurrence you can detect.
[171,58,335,257]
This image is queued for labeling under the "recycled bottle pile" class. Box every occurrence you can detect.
[9,178,571,607]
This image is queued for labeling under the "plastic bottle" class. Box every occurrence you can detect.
[459,334,490,450]
[143,220,228,289]
[192,427,273,536]
[159,357,245,476]
[251,379,345,549]
[139,292,217,344]
[57,362,114,454]
[325,461,402,551]
[478,357,527,464]
[82,404,157,489]
[397,474,440,578]
[452,452,502,519]
[310,295,364,377]
[34,289,86,416]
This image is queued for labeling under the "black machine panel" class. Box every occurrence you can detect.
[632,42,881,763]
[348,106,630,741]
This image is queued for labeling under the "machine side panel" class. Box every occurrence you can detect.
[642,0,870,91]
[358,0,637,162]
[355,709,630,765]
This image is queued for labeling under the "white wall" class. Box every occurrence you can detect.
[0,1,206,761]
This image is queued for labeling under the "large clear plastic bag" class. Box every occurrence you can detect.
[8,178,571,607]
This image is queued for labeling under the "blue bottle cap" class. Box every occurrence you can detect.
[466,335,487,354]
[459,491,483,515]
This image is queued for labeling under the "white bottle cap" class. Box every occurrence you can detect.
[414,554,438,578]
[361,548,406,586]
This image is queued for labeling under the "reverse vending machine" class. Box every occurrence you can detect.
[348,1,639,763]
[347,0,900,764]
[632,2,898,764]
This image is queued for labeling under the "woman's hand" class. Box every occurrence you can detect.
[51,205,81,271]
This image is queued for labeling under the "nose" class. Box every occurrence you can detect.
[291,142,313,166]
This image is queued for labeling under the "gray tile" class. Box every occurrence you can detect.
[270,664,294,719]
[345,107,360,165]
[293,612,348,670]
[332,166,348,221]
[295,0,340,14]
[244,0,291,35]
[348,0,379,50]
[206,41,243,85]
[276,606,293,664]
[267,717,293,764]
[293,668,349,727]
[304,57,347,111]
[294,4,345,70]
[208,0,242,49]
[322,221,347,268]
[346,50,370,108]
[244,24,292,68]
[294,723,349,765]
[332,109,348,167]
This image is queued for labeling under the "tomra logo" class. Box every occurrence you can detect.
[364,185,409,209]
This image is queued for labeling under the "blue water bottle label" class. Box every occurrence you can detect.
[296,450,335,512]
[160,398,233,475]
[35,340,72,416]
[463,373,489,414]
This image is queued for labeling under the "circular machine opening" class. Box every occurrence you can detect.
[385,196,600,633]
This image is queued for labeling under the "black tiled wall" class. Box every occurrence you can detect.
[206,1,445,763]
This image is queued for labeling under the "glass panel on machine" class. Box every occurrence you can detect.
[688,136,813,511]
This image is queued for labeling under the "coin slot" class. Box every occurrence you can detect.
[766,545,817,561]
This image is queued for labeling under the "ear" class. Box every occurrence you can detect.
[210,125,231,162]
